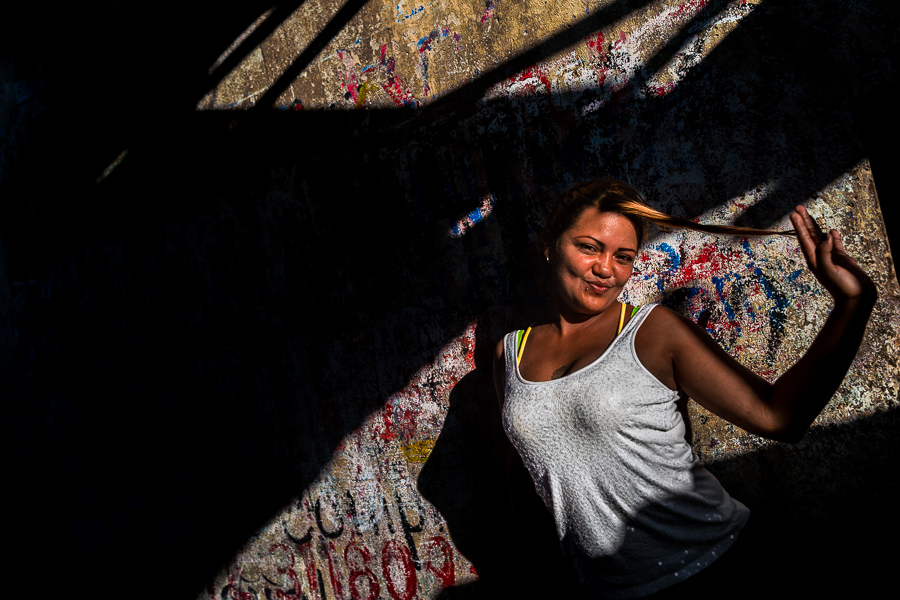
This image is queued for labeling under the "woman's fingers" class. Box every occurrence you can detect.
[831,230,848,255]
[814,229,835,272]
[798,204,824,242]
[791,206,819,269]
[791,208,876,303]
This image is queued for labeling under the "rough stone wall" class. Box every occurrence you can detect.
[192,1,899,597]
[2,1,898,598]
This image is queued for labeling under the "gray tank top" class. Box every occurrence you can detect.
[502,304,749,598]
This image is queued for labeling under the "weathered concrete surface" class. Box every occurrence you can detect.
[191,2,900,596]
[2,1,899,598]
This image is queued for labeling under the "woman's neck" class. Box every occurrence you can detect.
[543,300,620,338]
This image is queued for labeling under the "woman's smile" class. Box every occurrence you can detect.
[547,209,638,317]
[585,280,612,293]
[585,281,612,293]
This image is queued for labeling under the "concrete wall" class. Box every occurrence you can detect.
[2,1,898,598]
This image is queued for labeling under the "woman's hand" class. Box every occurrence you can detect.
[651,207,878,442]
[789,205,877,305]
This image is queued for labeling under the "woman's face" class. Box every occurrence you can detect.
[547,209,638,317]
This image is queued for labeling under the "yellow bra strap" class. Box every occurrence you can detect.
[516,326,532,365]
[617,303,642,335]
[616,301,627,335]
[519,305,640,365]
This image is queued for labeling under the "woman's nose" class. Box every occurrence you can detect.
[594,254,613,277]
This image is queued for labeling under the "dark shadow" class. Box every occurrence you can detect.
[702,407,900,597]
[850,40,900,258]
[417,313,587,598]
[2,1,898,598]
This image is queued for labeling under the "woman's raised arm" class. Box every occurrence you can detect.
[655,205,877,442]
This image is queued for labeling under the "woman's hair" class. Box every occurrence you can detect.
[541,177,795,249]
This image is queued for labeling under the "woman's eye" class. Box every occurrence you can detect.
[617,255,634,263]
[579,244,597,252]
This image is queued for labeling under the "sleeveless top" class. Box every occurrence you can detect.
[502,304,749,599]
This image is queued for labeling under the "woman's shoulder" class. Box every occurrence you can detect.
[638,303,690,326]
[633,305,708,390]
[635,304,707,349]
[637,305,722,363]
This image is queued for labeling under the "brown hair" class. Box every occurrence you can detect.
[541,177,795,250]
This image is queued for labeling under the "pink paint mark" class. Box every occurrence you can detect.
[337,50,361,102]
[654,82,675,96]
[374,45,420,106]
[511,64,552,94]
[462,338,476,367]
[584,31,609,85]
[481,1,496,23]
[666,242,743,289]
[585,31,604,55]
[396,407,417,442]
[333,42,424,108]
[377,402,397,441]
[674,0,708,17]
[381,76,420,107]
[606,30,628,58]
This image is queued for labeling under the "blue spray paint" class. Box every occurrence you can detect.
[712,275,736,321]
[658,242,680,274]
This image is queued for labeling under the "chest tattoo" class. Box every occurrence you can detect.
[551,366,569,380]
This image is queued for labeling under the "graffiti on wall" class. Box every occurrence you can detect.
[4,0,899,598]
[193,1,900,598]
[207,324,480,599]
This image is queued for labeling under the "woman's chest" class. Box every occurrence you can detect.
[505,353,680,450]
[517,328,618,383]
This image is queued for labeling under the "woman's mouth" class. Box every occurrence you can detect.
[585,281,610,293]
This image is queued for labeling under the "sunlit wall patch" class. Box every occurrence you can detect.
[449,194,496,238]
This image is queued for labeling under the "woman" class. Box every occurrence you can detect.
[493,178,877,598]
